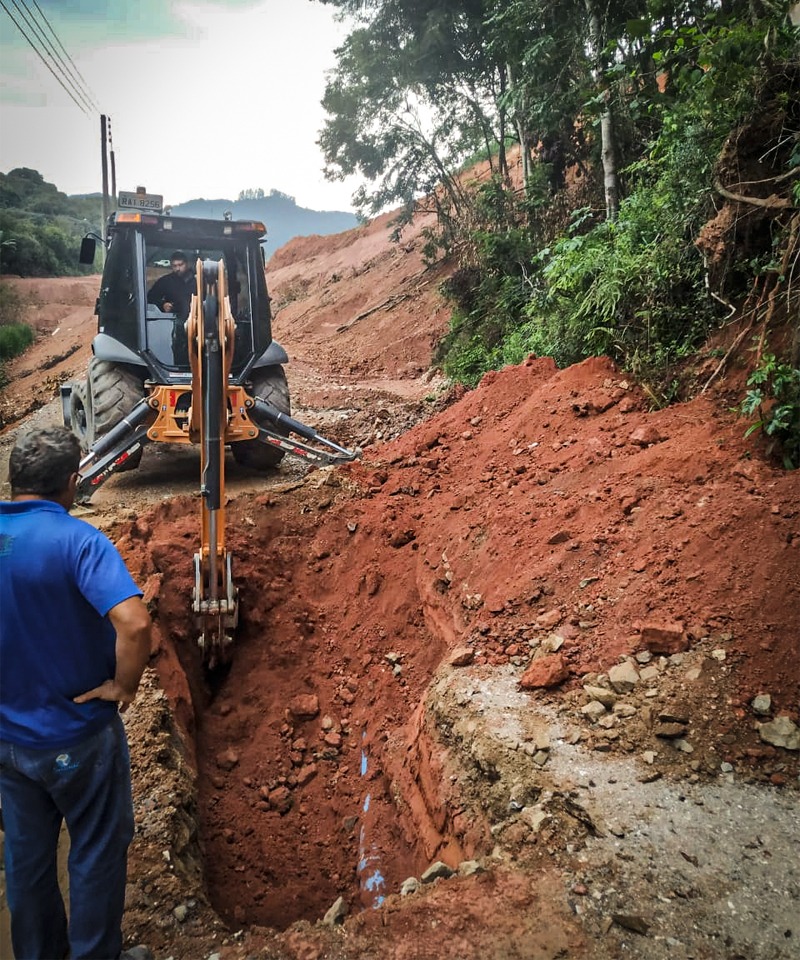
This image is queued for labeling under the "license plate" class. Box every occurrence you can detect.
[118,190,163,212]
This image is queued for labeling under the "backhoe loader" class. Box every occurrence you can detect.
[64,205,355,664]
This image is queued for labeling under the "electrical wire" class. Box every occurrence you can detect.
[29,0,101,111]
[9,0,95,113]
[0,0,95,115]
[15,0,97,112]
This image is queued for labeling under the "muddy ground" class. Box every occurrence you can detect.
[0,203,798,960]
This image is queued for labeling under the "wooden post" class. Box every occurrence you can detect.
[100,114,110,260]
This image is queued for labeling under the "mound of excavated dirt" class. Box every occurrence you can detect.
[100,352,799,960]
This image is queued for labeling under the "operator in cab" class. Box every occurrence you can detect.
[147,251,194,365]
[147,251,194,318]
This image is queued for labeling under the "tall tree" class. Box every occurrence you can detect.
[318,0,514,218]
[584,0,620,219]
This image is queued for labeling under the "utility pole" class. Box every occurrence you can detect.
[100,114,110,258]
[108,116,117,204]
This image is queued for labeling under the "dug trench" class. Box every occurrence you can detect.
[108,354,800,960]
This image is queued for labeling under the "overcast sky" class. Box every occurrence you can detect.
[0,0,363,211]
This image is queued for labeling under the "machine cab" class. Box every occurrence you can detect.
[91,212,275,383]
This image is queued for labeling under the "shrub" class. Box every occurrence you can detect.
[0,321,34,360]
[740,353,800,469]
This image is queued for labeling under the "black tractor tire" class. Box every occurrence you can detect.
[69,381,93,453]
[231,365,290,471]
[87,358,146,471]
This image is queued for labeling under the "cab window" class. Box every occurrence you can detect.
[98,232,138,350]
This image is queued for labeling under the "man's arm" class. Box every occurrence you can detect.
[147,275,171,308]
[74,596,152,710]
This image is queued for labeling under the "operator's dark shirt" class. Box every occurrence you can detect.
[147,269,195,318]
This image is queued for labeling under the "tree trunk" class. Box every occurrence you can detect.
[508,64,532,193]
[497,64,509,182]
[585,0,620,220]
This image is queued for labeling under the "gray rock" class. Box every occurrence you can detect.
[543,633,565,653]
[421,860,455,883]
[401,876,421,896]
[532,729,551,752]
[751,694,772,716]
[458,859,485,877]
[173,903,188,923]
[581,700,607,720]
[322,896,348,925]
[583,685,617,707]
[758,716,800,751]
[119,949,154,960]
[639,665,660,683]
[612,703,637,718]
[609,661,640,693]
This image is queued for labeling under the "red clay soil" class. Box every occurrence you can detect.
[108,351,800,957]
[0,276,98,430]
[267,204,452,395]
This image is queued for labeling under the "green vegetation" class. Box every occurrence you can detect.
[0,167,101,277]
[0,280,33,386]
[320,1,799,465]
[0,321,34,361]
[741,353,800,470]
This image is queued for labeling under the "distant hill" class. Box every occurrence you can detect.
[0,168,102,277]
[0,169,359,275]
[169,191,358,259]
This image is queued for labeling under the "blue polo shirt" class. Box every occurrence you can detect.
[0,499,142,749]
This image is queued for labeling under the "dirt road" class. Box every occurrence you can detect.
[1,212,798,960]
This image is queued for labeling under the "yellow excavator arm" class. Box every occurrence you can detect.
[187,259,238,665]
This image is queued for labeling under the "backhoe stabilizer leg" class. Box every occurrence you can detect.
[76,398,155,500]
[252,397,358,462]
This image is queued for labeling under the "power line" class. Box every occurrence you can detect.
[16,0,97,112]
[9,0,96,114]
[29,0,101,111]
[0,0,93,116]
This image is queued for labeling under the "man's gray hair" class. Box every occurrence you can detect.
[9,426,81,497]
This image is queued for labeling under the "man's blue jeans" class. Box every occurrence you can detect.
[0,713,134,960]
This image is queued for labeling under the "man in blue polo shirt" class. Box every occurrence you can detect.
[0,426,152,960]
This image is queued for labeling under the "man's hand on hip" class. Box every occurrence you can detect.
[74,679,138,712]
[74,597,152,712]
